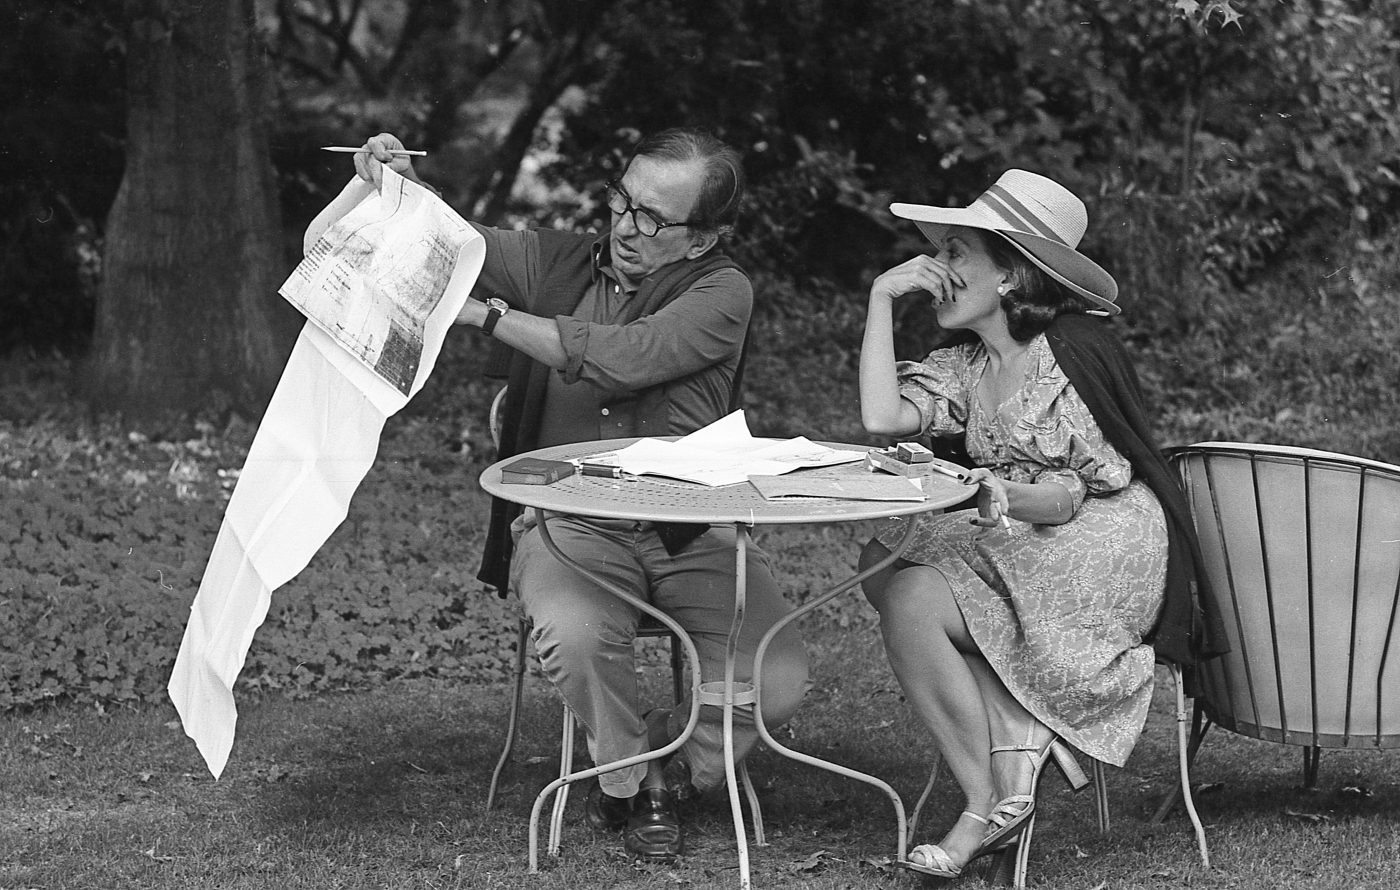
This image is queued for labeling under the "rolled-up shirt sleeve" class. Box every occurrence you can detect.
[554,268,752,392]
[467,222,538,307]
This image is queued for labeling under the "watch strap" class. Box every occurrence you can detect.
[481,300,505,336]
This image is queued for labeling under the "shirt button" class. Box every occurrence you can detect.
[600,408,610,416]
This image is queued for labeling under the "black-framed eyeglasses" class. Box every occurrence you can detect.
[605,180,698,237]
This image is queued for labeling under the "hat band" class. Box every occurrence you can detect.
[973,184,1068,246]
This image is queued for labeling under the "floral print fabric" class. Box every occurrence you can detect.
[874,333,1166,766]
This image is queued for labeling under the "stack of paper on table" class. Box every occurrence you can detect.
[589,410,867,486]
[747,473,927,501]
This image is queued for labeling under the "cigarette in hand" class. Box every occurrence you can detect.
[969,513,1011,529]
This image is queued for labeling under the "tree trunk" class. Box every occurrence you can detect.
[87,0,291,421]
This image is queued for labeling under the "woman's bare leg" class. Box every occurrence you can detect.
[966,656,1054,807]
[862,543,996,867]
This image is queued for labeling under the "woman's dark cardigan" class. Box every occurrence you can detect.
[1043,314,1228,667]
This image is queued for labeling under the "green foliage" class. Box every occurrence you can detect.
[0,401,512,713]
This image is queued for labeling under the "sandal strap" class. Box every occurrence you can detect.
[909,843,961,876]
[987,794,1034,828]
[960,809,990,826]
[989,743,1038,754]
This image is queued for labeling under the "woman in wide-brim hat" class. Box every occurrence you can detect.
[856,170,1223,878]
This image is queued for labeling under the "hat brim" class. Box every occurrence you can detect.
[891,203,1120,315]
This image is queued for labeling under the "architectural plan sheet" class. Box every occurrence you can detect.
[168,168,484,778]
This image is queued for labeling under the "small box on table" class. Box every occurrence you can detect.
[499,457,575,485]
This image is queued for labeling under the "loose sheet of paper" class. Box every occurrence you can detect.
[168,169,485,779]
[594,411,867,486]
[747,473,926,501]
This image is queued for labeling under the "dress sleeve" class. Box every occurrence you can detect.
[1026,382,1135,506]
[895,346,971,438]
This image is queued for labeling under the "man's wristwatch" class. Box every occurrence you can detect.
[480,298,508,336]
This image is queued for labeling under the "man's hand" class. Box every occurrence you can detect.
[352,133,417,187]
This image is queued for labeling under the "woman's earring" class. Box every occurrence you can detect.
[996,284,1009,296]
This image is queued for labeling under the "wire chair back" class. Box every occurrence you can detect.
[1169,442,1400,749]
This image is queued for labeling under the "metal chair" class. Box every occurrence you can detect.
[1164,442,1400,794]
[485,612,690,852]
[482,385,764,855]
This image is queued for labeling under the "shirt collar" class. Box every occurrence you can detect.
[592,231,638,294]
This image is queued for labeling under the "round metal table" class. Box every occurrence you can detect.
[480,438,974,887]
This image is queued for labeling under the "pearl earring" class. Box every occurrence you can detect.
[997,284,1009,296]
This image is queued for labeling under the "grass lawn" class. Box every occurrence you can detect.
[5,291,1400,888]
[5,551,1400,890]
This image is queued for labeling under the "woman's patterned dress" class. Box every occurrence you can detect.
[874,333,1165,766]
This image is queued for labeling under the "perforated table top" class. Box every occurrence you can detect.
[480,438,973,525]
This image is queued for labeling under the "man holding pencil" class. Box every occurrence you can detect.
[350,129,809,862]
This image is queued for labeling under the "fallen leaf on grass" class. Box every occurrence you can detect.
[858,855,895,872]
[1192,781,1225,795]
[141,846,174,863]
[789,849,843,873]
[1284,807,1331,822]
[1339,784,1373,799]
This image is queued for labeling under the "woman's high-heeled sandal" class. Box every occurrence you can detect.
[982,723,1088,851]
[902,810,990,878]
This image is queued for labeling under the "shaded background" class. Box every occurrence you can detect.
[2,0,1398,456]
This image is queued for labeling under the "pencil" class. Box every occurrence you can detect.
[321,146,427,157]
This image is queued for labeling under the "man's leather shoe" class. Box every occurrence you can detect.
[585,783,632,832]
[623,786,684,861]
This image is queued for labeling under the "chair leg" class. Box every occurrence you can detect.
[1301,746,1322,790]
[986,813,1035,889]
[906,756,944,847]
[1162,664,1210,869]
[1092,759,1110,834]
[547,706,575,857]
[738,760,766,846]
[486,616,531,811]
[668,633,686,705]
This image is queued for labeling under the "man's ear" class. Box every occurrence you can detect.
[685,229,720,259]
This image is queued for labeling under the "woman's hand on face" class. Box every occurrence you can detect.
[352,132,415,187]
[870,254,965,305]
[966,467,1011,528]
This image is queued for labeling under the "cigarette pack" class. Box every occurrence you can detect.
[895,442,934,463]
[865,448,973,484]
[499,457,575,485]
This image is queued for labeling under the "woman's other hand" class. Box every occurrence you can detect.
[352,132,416,187]
[870,254,965,306]
[967,467,1011,528]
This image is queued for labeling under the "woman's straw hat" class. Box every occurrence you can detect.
[891,170,1119,314]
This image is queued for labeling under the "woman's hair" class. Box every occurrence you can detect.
[629,127,745,239]
[979,231,1086,341]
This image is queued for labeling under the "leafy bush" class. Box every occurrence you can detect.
[0,399,514,712]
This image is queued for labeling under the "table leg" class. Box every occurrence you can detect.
[525,510,704,873]
[750,515,926,863]
[687,523,757,889]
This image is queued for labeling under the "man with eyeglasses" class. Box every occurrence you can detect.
[353,129,809,863]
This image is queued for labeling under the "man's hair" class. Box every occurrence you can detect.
[981,231,1086,342]
[629,127,745,239]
